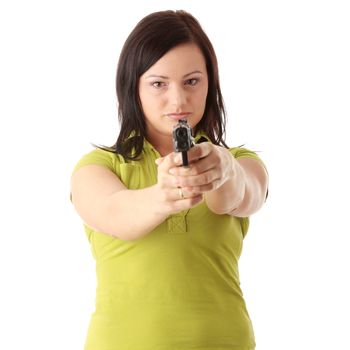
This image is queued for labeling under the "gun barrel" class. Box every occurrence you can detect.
[172,119,193,167]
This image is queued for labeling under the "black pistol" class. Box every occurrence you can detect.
[172,119,194,167]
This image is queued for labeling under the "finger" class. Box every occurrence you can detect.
[186,143,213,163]
[156,156,180,188]
[188,179,223,193]
[175,169,221,188]
[180,177,224,194]
[171,186,200,200]
[170,145,218,176]
[172,187,202,204]
[169,158,215,176]
[157,152,179,171]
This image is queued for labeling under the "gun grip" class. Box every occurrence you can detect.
[182,151,189,167]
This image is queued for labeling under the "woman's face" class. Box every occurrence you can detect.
[139,43,208,143]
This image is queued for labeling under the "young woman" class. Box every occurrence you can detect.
[71,10,268,350]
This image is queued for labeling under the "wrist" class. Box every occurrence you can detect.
[205,155,246,215]
[231,157,246,202]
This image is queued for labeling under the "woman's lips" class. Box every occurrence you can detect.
[165,113,190,121]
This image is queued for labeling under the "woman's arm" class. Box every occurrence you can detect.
[71,165,165,241]
[170,144,268,217]
[205,156,269,217]
[71,158,203,241]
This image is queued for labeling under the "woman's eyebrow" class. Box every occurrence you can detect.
[145,70,203,79]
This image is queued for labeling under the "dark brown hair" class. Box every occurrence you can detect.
[97,10,228,160]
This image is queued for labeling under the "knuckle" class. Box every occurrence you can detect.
[202,173,210,184]
[188,198,196,206]
[188,196,200,206]
[210,180,217,189]
[203,183,213,192]
[213,153,221,163]
[191,166,199,175]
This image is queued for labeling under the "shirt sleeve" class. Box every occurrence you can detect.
[71,148,119,176]
[229,146,267,170]
[70,148,121,202]
[229,146,269,235]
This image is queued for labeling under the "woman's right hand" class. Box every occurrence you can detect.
[153,153,204,216]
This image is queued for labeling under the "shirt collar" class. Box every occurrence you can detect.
[194,130,211,143]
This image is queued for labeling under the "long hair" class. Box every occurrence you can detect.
[97,10,228,160]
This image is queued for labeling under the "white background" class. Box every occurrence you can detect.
[1,0,349,349]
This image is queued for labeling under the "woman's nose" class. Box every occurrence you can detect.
[169,84,187,107]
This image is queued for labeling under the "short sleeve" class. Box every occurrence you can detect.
[229,146,267,172]
[229,146,268,234]
[71,148,118,177]
[70,148,121,203]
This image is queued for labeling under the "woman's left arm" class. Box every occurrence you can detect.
[205,151,269,217]
[171,143,268,217]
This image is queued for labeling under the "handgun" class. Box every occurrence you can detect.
[172,119,195,167]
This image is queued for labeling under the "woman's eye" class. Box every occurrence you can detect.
[186,78,199,86]
[152,81,165,88]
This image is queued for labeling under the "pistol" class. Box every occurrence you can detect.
[172,119,195,167]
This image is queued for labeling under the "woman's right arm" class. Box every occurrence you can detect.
[70,154,203,241]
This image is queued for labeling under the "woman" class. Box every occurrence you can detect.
[71,10,268,350]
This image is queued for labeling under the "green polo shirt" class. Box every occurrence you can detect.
[71,132,264,350]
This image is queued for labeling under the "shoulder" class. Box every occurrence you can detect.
[229,145,259,159]
[229,145,267,170]
[71,148,126,177]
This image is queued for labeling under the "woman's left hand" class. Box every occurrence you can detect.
[168,143,237,194]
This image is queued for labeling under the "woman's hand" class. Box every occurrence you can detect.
[168,143,236,194]
[154,153,204,216]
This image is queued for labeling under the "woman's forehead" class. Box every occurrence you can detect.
[142,44,207,78]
